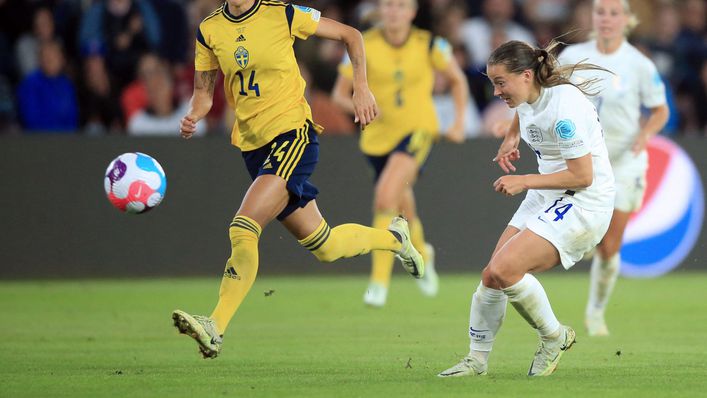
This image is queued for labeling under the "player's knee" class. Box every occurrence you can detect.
[229,216,262,243]
[486,256,520,288]
[481,267,501,290]
[299,221,341,263]
[373,194,398,212]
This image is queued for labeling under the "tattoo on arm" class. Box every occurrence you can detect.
[195,70,217,97]
[349,52,362,70]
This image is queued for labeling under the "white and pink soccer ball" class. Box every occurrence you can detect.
[104,152,167,214]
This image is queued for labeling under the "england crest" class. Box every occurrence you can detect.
[527,124,543,144]
[234,46,249,69]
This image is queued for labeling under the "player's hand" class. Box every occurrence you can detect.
[180,115,198,139]
[444,123,465,144]
[493,174,527,196]
[352,84,379,127]
[493,133,521,173]
[632,133,649,155]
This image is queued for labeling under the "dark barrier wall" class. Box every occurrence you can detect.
[1,135,705,278]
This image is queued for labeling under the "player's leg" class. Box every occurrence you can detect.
[438,226,519,377]
[367,152,419,305]
[400,188,437,297]
[173,175,289,358]
[586,209,631,336]
[281,199,421,275]
[485,229,575,376]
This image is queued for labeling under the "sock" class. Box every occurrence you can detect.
[409,217,429,263]
[503,274,561,340]
[468,282,508,360]
[586,252,620,318]
[299,218,401,264]
[210,215,262,335]
[369,212,397,287]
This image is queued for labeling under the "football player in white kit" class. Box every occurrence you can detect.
[438,40,615,377]
[559,0,669,337]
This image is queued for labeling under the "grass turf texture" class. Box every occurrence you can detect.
[1,273,706,398]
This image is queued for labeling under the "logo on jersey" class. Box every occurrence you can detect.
[554,119,576,139]
[527,124,543,144]
[621,136,704,277]
[236,34,246,42]
[293,5,321,21]
[234,46,249,69]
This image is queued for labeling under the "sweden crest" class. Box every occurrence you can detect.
[234,46,249,69]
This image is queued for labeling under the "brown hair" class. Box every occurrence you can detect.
[488,40,611,96]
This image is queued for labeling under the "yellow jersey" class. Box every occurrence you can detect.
[195,0,323,151]
[338,27,452,156]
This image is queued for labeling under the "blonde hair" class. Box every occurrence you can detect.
[488,40,611,96]
[593,0,640,35]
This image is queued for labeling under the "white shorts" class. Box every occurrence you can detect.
[508,190,612,269]
[612,151,648,213]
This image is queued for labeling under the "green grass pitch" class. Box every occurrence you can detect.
[1,272,706,397]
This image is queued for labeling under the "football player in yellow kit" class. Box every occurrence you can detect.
[332,0,469,307]
[172,0,424,359]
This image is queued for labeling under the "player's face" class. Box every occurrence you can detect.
[593,0,629,40]
[487,64,533,108]
[380,0,417,30]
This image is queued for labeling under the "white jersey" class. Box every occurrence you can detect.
[516,84,615,211]
[558,40,667,163]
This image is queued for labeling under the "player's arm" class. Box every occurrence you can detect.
[332,74,355,115]
[494,153,593,196]
[315,18,378,126]
[438,58,469,143]
[181,69,217,139]
[632,104,669,154]
[493,112,521,173]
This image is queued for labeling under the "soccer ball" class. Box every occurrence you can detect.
[104,152,167,214]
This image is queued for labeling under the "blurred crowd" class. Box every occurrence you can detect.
[0,0,704,137]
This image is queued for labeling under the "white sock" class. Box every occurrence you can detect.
[468,282,508,360]
[586,252,620,318]
[503,274,561,340]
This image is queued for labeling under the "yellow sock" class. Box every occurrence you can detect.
[210,215,262,335]
[370,212,397,287]
[299,218,401,263]
[410,217,429,263]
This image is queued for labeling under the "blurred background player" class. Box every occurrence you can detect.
[171,0,424,359]
[332,0,469,307]
[559,0,669,337]
[439,40,614,377]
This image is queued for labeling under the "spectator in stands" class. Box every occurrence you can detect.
[148,0,188,66]
[673,0,707,134]
[79,0,161,91]
[15,7,56,78]
[16,40,78,132]
[128,56,204,136]
[77,55,123,134]
[460,0,535,111]
[563,0,593,43]
[645,1,681,81]
[121,52,160,123]
[460,0,535,67]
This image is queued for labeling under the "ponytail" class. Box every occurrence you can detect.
[488,39,611,96]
